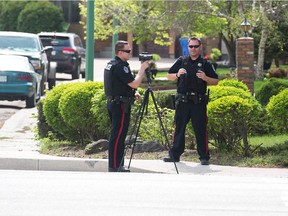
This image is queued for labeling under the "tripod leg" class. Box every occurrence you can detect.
[127,89,149,168]
[149,89,179,174]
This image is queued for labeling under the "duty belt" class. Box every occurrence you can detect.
[176,92,205,104]
[107,95,134,104]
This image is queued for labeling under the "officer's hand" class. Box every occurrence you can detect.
[177,68,187,77]
[134,91,141,102]
[140,60,150,71]
[196,70,207,81]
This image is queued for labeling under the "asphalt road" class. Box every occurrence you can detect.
[0,170,287,216]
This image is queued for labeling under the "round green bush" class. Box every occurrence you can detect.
[58,81,103,142]
[208,85,253,102]
[217,78,249,92]
[17,1,65,33]
[91,89,110,139]
[207,95,261,155]
[255,78,288,106]
[43,82,78,140]
[266,88,288,132]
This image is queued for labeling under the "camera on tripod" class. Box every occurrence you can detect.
[139,52,153,62]
[139,52,157,82]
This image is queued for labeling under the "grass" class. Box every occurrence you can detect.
[40,133,288,168]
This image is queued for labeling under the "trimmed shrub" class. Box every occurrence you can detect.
[255,78,288,106]
[17,1,65,33]
[266,88,288,132]
[58,81,103,143]
[43,82,78,141]
[153,90,175,110]
[208,95,262,156]
[91,89,110,139]
[0,1,29,31]
[208,85,252,102]
[217,78,249,92]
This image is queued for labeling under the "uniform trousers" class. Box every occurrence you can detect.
[169,99,210,161]
[107,101,131,169]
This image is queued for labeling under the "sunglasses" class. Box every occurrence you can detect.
[120,50,131,53]
[188,45,200,49]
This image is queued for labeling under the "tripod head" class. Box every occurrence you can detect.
[145,67,158,85]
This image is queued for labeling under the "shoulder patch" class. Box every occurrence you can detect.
[123,66,129,73]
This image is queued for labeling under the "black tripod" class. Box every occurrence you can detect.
[120,72,179,174]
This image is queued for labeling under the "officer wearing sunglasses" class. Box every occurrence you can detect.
[164,36,219,165]
[104,40,149,172]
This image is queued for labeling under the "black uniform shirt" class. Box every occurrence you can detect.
[169,55,218,94]
[104,56,135,97]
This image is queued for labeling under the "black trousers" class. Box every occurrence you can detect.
[107,101,131,169]
[169,100,210,161]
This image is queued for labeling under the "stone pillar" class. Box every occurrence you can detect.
[236,37,255,93]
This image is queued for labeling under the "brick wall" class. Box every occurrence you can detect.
[236,37,255,93]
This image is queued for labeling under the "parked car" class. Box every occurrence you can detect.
[0,31,55,94]
[0,55,42,108]
[38,32,86,79]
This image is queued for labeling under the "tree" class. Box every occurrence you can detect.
[0,1,30,31]
[80,0,288,79]
[79,0,171,52]
[17,1,65,33]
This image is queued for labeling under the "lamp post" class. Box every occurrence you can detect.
[240,18,251,37]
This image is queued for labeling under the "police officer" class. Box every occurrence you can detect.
[163,37,219,165]
[104,40,149,172]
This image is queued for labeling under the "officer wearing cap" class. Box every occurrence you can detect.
[163,36,219,165]
[104,40,149,172]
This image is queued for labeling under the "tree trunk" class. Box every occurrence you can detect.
[256,28,267,80]
[222,36,236,67]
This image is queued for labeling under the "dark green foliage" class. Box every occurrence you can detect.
[266,88,288,132]
[153,90,175,109]
[255,78,288,106]
[0,1,29,31]
[36,99,52,139]
[17,1,65,33]
[249,109,278,136]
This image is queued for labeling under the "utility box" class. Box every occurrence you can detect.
[179,37,189,56]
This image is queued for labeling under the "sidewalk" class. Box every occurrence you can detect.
[0,106,287,178]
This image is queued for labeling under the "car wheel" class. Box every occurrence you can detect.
[26,92,36,108]
[48,78,56,90]
[71,63,80,80]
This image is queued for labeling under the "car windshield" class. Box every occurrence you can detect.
[40,36,70,47]
[0,36,40,52]
[0,56,31,71]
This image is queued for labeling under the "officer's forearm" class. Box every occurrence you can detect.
[128,70,145,88]
[167,73,178,81]
[204,76,218,85]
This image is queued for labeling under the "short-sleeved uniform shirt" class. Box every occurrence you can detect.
[104,56,135,97]
[169,55,218,94]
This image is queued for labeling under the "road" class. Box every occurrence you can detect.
[0,170,287,216]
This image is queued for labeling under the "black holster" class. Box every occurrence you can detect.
[107,96,134,113]
[175,92,208,108]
